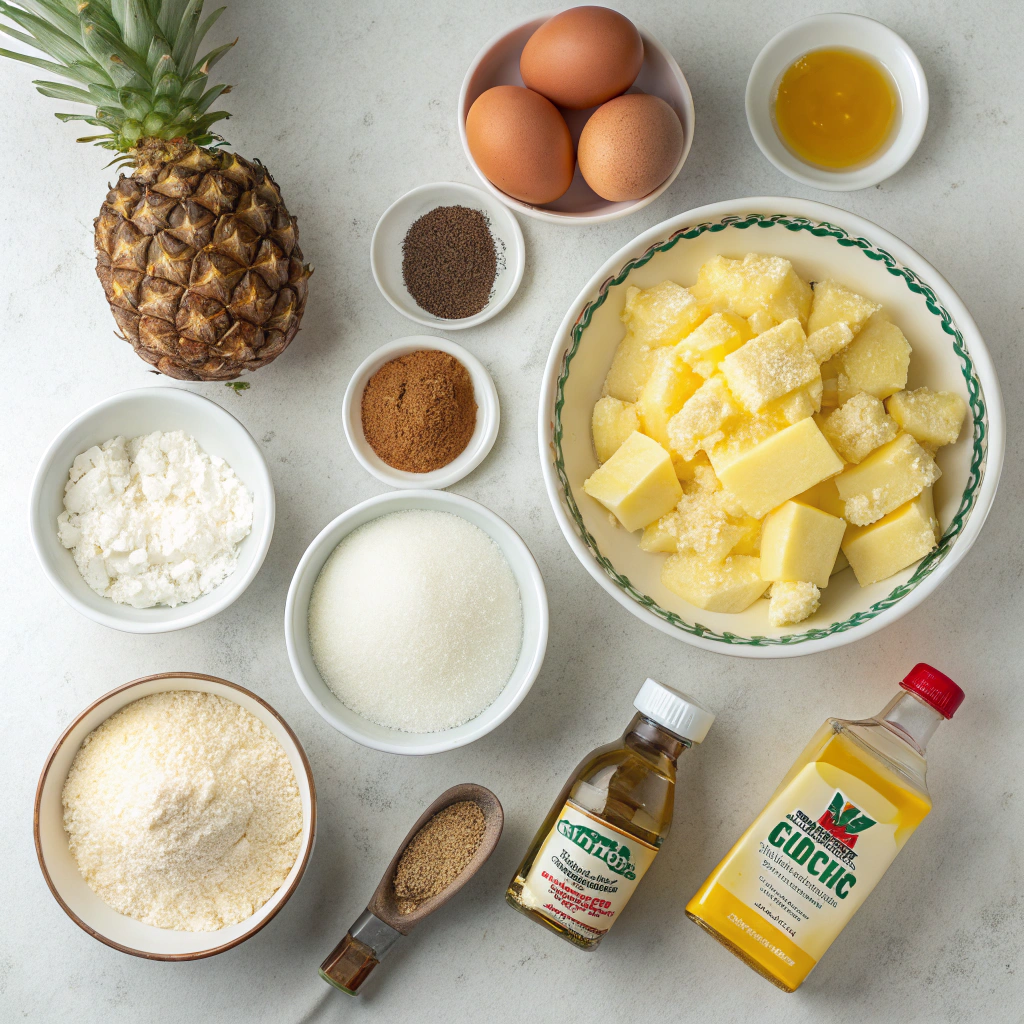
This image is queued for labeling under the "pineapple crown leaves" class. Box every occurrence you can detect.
[0,0,234,157]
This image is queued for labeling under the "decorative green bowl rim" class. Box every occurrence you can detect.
[549,210,992,649]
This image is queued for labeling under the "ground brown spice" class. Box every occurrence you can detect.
[392,801,486,915]
[361,349,477,473]
[401,205,498,319]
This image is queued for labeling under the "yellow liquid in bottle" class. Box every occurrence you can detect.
[774,48,898,169]
[686,722,930,992]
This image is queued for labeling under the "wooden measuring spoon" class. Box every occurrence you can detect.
[320,783,503,995]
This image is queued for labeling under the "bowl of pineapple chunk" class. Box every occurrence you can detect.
[540,198,1003,655]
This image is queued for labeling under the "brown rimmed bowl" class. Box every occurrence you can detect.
[33,672,317,961]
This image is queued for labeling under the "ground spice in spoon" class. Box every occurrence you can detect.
[392,801,486,915]
[402,206,498,319]
[361,349,477,473]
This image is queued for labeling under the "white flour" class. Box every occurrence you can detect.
[57,430,253,608]
[62,690,303,932]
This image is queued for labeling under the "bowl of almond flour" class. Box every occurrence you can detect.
[34,673,316,960]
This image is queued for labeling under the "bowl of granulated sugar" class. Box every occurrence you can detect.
[285,490,548,755]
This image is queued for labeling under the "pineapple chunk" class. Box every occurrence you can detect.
[821,392,898,463]
[622,281,711,346]
[592,396,640,463]
[796,477,846,519]
[759,500,846,588]
[672,450,709,482]
[583,431,682,532]
[675,312,753,379]
[730,516,762,556]
[746,309,776,335]
[640,512,682,553]
[708,378,823,468]
[842,488,940,586]
[835,433,941,526]
[720,319,819,413]
[711,417,844,519]
[807,279,881,335]
[838,311,911,401]
[887,388,967,448]
[768,581,821,627]
[692,254,812,325]
[603,331,658,403]
[807,322,854,362]
[637,349,703,448]
[673,483,745,561]
[769,378,823,423]
[820,375,840,410]
[666,375,743,460]
[819,353,844,409]
[662,551,770,612]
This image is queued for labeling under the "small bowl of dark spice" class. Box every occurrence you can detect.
[370,181,525,329]
[343,336,500,489]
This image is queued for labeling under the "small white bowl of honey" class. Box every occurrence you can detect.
[745,13,928,191]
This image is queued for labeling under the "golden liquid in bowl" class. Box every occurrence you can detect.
[774,48,898,170]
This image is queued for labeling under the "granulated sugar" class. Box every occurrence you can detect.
[308,510,523,733]
[62,691,303,932]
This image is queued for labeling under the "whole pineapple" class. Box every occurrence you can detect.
[0,0,311,380]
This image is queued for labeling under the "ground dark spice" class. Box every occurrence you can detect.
[392,801,486,915]
[401,205,497,319]
[361,349,477,473]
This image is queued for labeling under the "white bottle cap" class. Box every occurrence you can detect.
[634,678,715,744]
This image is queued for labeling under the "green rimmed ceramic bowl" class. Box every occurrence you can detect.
[538,198,1004,657]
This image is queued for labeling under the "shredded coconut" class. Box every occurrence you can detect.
[62,691,303,932]
[57,430,253,608]
[308,510,523,733]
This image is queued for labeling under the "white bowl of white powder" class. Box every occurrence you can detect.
[30,387,274,633]
[34,673,316,960]
[285,490,549,755]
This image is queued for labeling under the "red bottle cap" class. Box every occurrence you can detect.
[901,663,965,719]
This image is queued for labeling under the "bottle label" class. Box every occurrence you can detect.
[518,800,659,941]
[708,762,906,962]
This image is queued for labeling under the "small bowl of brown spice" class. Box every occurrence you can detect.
[370,181,525,329]
[343,336,500,489]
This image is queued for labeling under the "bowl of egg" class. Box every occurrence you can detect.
[539,196,1004,656]
[459,7,694,223]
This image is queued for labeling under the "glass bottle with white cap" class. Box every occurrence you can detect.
[505,678,714,950]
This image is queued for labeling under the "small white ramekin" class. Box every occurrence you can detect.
[746,13,929,191]
[29,387,275,633]
[285,490,548,755]
[34,672,316,960]
[370,181,525,329]
[342,336,500,490]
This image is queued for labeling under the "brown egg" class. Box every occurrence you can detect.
[520,6,644,110]
[466,85,575,205]
[578,93,684,202]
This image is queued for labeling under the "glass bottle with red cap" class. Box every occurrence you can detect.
[686,663,964,992]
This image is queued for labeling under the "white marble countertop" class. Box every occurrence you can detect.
[1,1,1020,1021]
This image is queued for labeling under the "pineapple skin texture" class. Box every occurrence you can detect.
[94,140,312,381]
